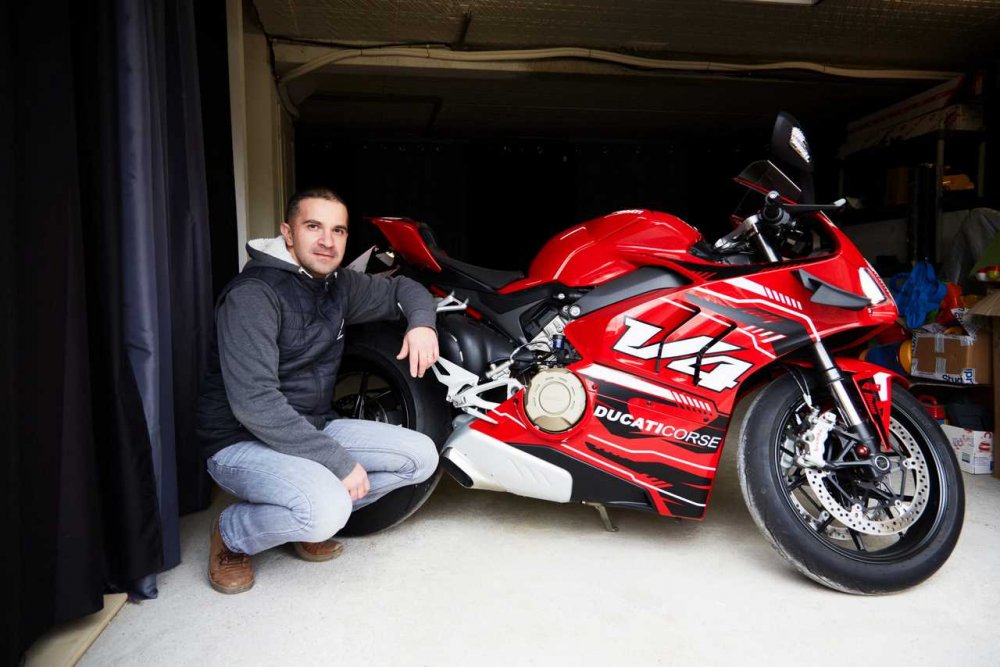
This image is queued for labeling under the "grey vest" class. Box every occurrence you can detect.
[196,266,345,457]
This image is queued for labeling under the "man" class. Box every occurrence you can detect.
[196,187,440,594]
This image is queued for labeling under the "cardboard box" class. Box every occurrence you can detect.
[910,330,992,384]
[941,425,994,475]
[968,290,1000,480]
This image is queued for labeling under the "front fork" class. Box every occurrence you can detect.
[810,340,881,450]
[753,219,890,451]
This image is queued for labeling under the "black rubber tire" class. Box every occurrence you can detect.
[334,325,451,536]
[737,375,964,594]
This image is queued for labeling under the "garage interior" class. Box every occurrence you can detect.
[13,0,1000,665]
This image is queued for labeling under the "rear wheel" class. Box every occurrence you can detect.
[738,375,964,593]
[333,326,451,536]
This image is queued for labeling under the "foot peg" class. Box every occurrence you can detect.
[584,502,618,532]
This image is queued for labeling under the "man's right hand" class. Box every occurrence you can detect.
[341,463,370,501]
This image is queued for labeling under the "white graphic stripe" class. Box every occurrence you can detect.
[563,443,706,507]
[693,286,820,340]
[733,277,803,310]
[577,364,712,412]
[695,310,775,359]
[495,411,525,427]
[588,433,716,472]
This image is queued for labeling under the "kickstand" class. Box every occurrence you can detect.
[584,502,618,532]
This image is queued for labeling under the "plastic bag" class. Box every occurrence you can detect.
[888,261,947,330]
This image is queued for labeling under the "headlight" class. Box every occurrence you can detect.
[858,267,887,305]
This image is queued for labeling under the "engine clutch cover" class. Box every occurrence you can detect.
[524,368,587,433]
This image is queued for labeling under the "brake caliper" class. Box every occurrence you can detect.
[795,409,837,470]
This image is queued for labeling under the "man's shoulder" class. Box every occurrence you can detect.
[219,268,291,312]
[223,266,295,298]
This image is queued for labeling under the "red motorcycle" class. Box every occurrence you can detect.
[334,114,963,594]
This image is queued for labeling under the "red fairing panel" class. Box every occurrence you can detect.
[838,357,907,451]
[470,378,725,520]
[370,217,442,273]
[499,209,706,292]
[474,219,897,520]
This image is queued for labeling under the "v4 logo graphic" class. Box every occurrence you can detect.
[612,317,753,392]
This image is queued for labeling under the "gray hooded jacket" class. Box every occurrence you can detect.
[196,236,436,478]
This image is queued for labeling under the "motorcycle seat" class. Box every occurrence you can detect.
[431,252,525,291]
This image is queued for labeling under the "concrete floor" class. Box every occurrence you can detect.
[81,443,1000,667]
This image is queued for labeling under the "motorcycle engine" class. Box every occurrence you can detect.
[523,368,587,433]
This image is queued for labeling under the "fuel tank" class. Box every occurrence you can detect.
[499,209,703,292]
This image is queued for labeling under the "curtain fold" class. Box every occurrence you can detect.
[3,0,214,661]
[117,0,182,584]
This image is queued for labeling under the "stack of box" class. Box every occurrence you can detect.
[969,291,1000,479]
[909,311,992,385]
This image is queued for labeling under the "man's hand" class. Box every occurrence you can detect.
[341,463,370,501]
[396,326,439,378]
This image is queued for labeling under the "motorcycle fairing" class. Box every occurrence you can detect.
[375,209,898,520]
[465,230,896,519]
[470,384,723,518]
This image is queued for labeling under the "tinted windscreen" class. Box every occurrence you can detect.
[735,160,801,202]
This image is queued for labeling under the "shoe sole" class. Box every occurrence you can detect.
[208,577,255,594]
[292,542,344,562]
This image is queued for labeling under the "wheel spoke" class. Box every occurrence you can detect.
[849,529,867,552]
[352,371,370,418]
[786,472,808,492]
[800,489,826,514]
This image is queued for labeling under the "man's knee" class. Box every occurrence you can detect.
[409,432,439,484]
[293,482,351,542]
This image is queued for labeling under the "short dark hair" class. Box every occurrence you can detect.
[284,187,345,222]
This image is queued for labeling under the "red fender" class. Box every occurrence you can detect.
[835,357,908,452]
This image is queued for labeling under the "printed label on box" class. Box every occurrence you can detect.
[941,424,994,475]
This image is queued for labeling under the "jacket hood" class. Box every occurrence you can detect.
[246,236,310,275]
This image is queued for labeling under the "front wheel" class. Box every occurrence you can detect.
[738,375,964,594]
[332,326,451,536]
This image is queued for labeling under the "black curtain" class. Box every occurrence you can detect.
[1,0,215,662]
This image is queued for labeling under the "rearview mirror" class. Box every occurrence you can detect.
[771,112,814,174]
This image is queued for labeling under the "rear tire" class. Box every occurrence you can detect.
[334,326,451,536]
[737,375,964,593]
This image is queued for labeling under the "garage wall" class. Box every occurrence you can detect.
[228,0,295,261]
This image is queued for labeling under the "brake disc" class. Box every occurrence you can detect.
[803,419,931,536]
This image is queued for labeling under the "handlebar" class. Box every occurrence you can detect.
[761,191,784,223]
[713,192,847,259]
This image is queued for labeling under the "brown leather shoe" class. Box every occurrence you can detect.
[208,517,254,594]
[293,538,344,562]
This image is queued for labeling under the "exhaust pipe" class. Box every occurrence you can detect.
[441,423,572,503]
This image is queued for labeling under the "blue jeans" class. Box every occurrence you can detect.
[207,420,438,555]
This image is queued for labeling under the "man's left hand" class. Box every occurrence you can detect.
[396,326,439,378]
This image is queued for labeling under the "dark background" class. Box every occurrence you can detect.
[294,130,842,272]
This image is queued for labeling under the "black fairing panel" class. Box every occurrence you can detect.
[437,313,516,377]
[574,267,688,315]
[798,269,870,311]
[511,445,653,510]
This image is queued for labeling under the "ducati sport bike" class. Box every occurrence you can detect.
[333,114,964,594]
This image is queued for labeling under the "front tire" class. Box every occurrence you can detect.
[738,375,964,593]
[333,326,451,536]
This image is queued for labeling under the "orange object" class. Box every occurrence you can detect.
[935,283,963,326]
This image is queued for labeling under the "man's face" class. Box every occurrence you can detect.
[280,197,349,279]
